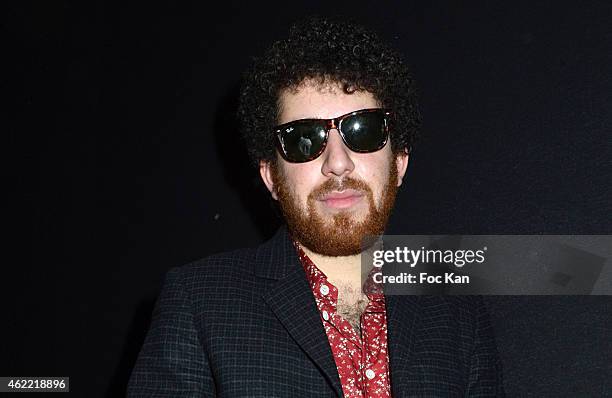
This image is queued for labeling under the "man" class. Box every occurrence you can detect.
[128,16,504,397]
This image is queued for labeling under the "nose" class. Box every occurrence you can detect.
[320,129,355,177]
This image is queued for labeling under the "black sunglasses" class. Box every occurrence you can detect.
[273,108,392,163]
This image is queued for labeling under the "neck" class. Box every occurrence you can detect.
[299,243,376,289]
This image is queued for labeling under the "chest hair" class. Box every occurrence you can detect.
[335,282,369,335]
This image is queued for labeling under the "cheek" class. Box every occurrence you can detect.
[357,158,391,193]
[283,166,319,203]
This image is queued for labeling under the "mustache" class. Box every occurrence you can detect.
[309,177,372,200]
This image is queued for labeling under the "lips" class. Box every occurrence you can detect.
[319,189,365,209]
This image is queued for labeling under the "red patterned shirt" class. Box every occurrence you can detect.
[294,242,391,398]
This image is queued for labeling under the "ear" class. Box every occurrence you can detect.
[259,160,278,200]
[395,148,410,187]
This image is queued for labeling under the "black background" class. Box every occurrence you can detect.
[5,1,611,396]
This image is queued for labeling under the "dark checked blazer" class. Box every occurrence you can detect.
[127,225,505,397]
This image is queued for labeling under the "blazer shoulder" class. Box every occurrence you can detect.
[162,236,286,315]
[174,226,293,288]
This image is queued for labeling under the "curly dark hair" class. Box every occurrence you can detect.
[237,16,421,167]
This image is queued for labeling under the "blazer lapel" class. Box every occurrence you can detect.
[386,294,421,395]
[257,227,344,397]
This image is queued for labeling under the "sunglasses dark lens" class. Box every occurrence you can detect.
[278,121,327,162]
[341,112,388,152]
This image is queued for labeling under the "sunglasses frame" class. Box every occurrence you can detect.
[274,108,392,163]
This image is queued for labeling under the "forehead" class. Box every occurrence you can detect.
[277,80,380,124]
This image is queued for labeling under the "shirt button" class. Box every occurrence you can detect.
[319,284,330,295]
[365,369,376,380]
[322,310,329,321]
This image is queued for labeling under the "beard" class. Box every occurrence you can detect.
[270,156,399,256]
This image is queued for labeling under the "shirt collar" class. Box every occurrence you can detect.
[292,240,385,309]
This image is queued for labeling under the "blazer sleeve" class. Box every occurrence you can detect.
[466,297,506,397]
[127,267,215,397]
